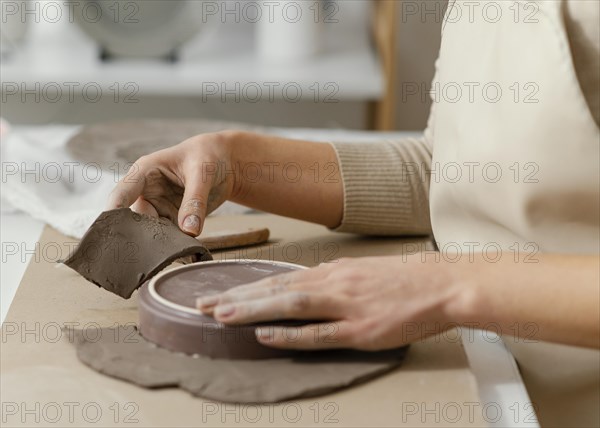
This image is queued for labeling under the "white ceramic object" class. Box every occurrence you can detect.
[74,0,204,59]
[256,0,323,64]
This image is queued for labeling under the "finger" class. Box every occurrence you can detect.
[255,321,355,350]
[197,284,290,314]
[130,197,159,217]
[197,266,333,312]
[223,266,331,295]
[212,290,343,324]
[150,198,180,225]
[197,280,321,314]
[106,161,147,209]
[177,171,210,236]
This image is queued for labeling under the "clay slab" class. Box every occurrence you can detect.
[71,325,408,404]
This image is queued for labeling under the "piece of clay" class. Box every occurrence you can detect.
[139,260,309,359]
[69,326,408,403]
[66,119,265,169]
[64,208,212,299]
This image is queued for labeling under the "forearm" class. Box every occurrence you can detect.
[222,131,435,235]
[224,131,343,228]
[449,254,600,348]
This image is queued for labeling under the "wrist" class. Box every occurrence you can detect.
[214,130,245,160]
[440,260,487,329]
[214,130,261,203]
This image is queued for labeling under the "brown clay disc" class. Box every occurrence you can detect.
[138,260,308,359]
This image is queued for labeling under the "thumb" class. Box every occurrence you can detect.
[178,175,210,236]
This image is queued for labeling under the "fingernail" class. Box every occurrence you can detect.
[196,296,218,308]
[214,304,235,318]
[256,327,274,342]
[183,215,200,234]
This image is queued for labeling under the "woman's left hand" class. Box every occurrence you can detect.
[196,256,468,351]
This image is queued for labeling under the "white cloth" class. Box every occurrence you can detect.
[1,125,112,238]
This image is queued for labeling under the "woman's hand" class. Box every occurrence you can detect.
[197,256,466,350]
[107,132,236,236]
[198,253,600,350]
[107,131,343,236]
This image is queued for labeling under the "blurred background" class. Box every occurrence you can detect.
[1,0,445,130]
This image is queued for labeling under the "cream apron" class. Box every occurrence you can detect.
[430,1,600,426]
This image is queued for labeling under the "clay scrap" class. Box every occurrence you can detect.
[70,326,408,404]
[64,208,212,298]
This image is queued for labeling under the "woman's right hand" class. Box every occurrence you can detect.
[106,131,237,236]
[107,130,343,236]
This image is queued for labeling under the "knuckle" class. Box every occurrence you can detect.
[351,321,382,351]
[123,165,143,182]
[329,323,354,345]
[217,294,233,305]
[134,155,151,168]
[180,136,200,148]
[264,272,293,290]
[184,155,208,171]
[182,198,206,213]
[268,282,289,295]
[271,275,286,284]
[145,167,163,181]
[238,303,251,319]
[234,303,252,320]
[288,292,311,313]
[346,328,369,349]
[278,272,297,286]
[335,266,364,283]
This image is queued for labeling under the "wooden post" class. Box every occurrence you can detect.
[368,0,398,130]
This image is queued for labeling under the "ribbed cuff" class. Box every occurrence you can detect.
[328,139,432,236]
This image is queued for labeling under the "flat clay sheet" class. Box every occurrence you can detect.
[64,208,212,298]
[66,119,265,169]
[70,326,407,403]
[1,215,485,427]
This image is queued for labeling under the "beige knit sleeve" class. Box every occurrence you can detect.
[329,109,435,236]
